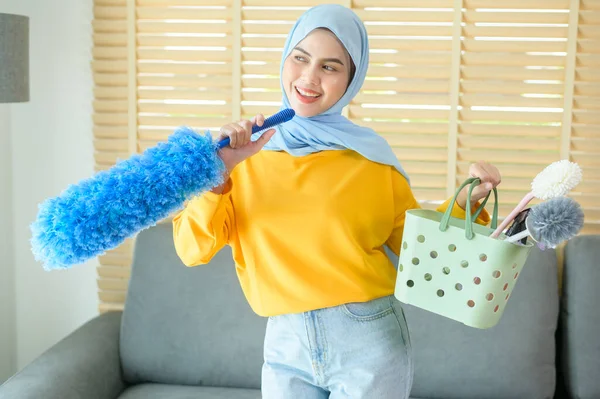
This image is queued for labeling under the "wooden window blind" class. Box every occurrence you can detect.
[93,0,599,312]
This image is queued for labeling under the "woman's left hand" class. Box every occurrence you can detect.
[456,161,502,210]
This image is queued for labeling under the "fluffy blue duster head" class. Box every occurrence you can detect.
[30,128,225,270]
[529,196,584,248]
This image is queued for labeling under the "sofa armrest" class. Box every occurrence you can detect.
[0,311,126,399]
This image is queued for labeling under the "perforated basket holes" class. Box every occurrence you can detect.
[442,267,451,275]
[412,258,420,266]
[492,270,502,279]
[399,264,404,272]
[403,241,408,250]
[486,293,494,301]
[503,283,509,291]
[494,305,500,313]
[437,289,445,297]
[430,251,438,259]
[424,273,433,281]
[417,235,426,243]
[455,283,463,291]
[461,260,469,268]
[467,300,475,308]
[479,253,488,262]
[407,280,415,288]
[473,277,481,285]
[448,244,457,252]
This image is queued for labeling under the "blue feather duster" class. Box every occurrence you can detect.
[30,127,225,270]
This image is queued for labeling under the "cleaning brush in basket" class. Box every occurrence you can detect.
[490,160,582,238]
[505,196,584,248]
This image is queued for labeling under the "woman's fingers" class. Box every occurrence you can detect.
[251,113,265,128]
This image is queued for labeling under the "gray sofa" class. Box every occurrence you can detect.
[1,223,599,399]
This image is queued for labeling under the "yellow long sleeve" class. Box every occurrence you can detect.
[172,150,489,316]
[173,180,235,266]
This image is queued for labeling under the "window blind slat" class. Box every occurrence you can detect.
[464,0,569,8]
[137,75,232,88]
[352,120,448,134]
[94,126,128,139]
[137,49,233,62]
[93,20,127,33]
[94,33,127,46]
[353,0,452,7]
[459,123,560,138]
[94,86,128,99]
[461,94,564,108]
[463,39,567,53]
[138,0,232,5]
[464,25,569,39]
[243,0,347,5]
[350,105,449,120]
[138,116,230,128]
[356,93,450,106]
[138,35,233,47]
[462,81,563,95]
[460,110,563,124]
[464,10,569,24]
[97,266,131,280]
[138,21,232,34]
[137,8,231,20]
[138,62,232,75]
[356,10,453,23]
[92,60,128,73]
[463,53,566,67]
[138,88,232,100]
[94,100,128,112]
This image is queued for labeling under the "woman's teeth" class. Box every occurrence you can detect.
[296,87,320,98]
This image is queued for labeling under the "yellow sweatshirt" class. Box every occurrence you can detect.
[172,149,489,317]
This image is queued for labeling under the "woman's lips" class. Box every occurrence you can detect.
[294,86,321,104]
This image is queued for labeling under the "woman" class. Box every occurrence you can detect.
[173,5,500,398]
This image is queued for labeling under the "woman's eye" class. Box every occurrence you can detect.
[295,56,306,62]
[323,65,336,72]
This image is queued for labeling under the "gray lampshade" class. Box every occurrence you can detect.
[0,13,29,103]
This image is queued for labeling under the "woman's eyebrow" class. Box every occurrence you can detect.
[293,46,345,66]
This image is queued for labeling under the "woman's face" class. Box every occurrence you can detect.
[282,29,352,118]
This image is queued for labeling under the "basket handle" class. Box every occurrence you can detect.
[439,178,499,239]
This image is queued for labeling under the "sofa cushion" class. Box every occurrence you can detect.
[120,223,267,389]
[401,246,558,399]
[118,384,261,399]
[560,235,600,399]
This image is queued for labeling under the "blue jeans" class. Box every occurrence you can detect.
[262,295,413,398]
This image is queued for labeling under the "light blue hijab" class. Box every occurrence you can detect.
[262,4,409,183]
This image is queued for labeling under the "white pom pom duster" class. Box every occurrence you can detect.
[491,160,583,239]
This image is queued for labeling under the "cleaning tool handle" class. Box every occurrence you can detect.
[217,108,295,149]
[506,230,530,244]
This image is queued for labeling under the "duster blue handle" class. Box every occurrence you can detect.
[216,109,295,149]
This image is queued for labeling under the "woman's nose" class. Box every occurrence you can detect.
[301,64,320,85]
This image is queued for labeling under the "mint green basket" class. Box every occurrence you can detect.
[394,178,534,329]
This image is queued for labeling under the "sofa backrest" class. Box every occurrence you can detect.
[119,222,266,389]
[120,222,560,397]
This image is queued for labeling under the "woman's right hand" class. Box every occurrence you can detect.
[216,114,276,172]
